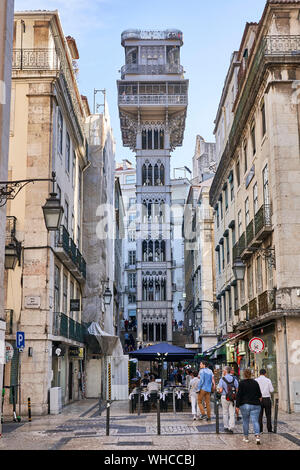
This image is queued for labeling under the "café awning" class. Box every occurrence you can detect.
[129,342,196,361]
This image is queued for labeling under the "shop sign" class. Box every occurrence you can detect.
[248,337,265,354]
[70,299,81,311]
[5,342,14,363]
[69,347,84,358]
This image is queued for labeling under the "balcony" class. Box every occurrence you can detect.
[125,263,136,270]
[258,290,276,316]
[125,286,137,294]
[53,312,85,343]
[12,48,59,71]
[254,204,272,241]
[121,63,184,78]
[54,225,86,283]
[118,94,188,107]
[249,298,258,320]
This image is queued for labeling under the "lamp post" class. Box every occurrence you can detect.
[156,352,168,391]
[232,258,246,281]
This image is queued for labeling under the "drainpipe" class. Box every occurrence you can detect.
[283,316,291,414]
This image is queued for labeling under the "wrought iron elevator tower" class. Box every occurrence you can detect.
[117,29,188,345]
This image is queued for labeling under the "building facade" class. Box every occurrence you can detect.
[117,29,188,346]
[4,11,88,416]
[210,0,300,412]
[0,0,14,431]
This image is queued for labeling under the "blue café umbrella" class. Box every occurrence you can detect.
[128,342,196,362]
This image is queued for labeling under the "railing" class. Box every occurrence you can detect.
[55,225,87,280]
[246,219,254,246]
[264,35,300,56]
[254,204,272,236]
[249,298,258,320]
[118,94,187,106]
[53,312,85,342]
[258,290,276,316]
[12,48,59,70]
[121,64,184,77]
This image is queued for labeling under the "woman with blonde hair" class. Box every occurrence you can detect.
[235,369,262,444]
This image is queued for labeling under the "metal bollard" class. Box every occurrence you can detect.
[215,397,220,434]
[27,398,32,422]
[273,398,279,434]
[106,401,111,436]
[157,397,161,435]
[137,388,141,416]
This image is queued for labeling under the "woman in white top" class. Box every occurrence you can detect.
[189,371,200,420]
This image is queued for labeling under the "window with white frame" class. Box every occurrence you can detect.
[66,132,70,174]
[253,182,258,214]
[57,109,63,156]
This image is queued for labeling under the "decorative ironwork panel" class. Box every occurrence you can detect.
[254,204,272,235]
[265,35,300,56]
[246,219,254,246]
[249,298,258,320]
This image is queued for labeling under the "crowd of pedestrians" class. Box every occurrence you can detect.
[186,361,275,445]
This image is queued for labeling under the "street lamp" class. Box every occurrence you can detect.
[232,258,246,280]
[0,172,63,232]
[4,242,21,270]
[156,352,168,391]
[103,287,113,306]
[42,189,64,231]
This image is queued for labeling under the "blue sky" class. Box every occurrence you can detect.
[14,0,267,172]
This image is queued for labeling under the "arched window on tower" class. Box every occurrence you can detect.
[142,130,147,149]
[154,129,159,149]
[147,129,153,150]
[160,129,165,149]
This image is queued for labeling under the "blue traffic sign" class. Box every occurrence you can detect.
[16,331,25,349]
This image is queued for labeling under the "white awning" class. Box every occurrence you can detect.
[87,322,123,356]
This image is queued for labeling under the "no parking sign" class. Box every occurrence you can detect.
[248,337,265,354]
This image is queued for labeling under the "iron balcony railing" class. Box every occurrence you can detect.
[121,63,184,77]
[254,204,272,236]
[55,225,87,279]
[264,35,300,56]
[258,290,276,316]
[12,48,59,70]
[249,298,258,320]
[246,219,254,246]
[118,94,188,106]
[53,312,85,343]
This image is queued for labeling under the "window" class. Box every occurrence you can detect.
[70,281,74,319]
[243,140,248,174]
[217,249,221,274]
[238,210,242,238]
[72,151,76,188]
[261,101,266,137]
[64,200,69,230]
[245,197,250,226]
[128,229,136,242]
[221,243,225,270]
[228,289,232,319]
[230,176,234,202]
[234,285,238,312]
[251,123,256,156]
[256,256,263,294]
[54,265,60,312]
[128,251,136,265]
[78,168,82,203]
[128,273,136,288]
[126,174,136,184]
[220,197,223,220]
[263,164,270,206]
[224,185,228,210]
[129,214,136,225]
[77,225,80,248]
[240,279,245,306]
[56,184,61,202]
[57,109,63,155]
[216,205,219,228]
[226,237,230,264]
[236,160,240,187]
[253,182,258,214]
[128,294,136,304]
[66,132,70,174]
[63,273,68,314]
[247,264,253,300]
[129,197,136,208]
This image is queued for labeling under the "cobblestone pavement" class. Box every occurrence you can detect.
[0,399,300,451]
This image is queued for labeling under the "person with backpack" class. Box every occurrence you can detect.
[217,366,239,434]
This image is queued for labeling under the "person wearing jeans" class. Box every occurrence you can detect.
[218,366,239,433]
[235,369,262,444]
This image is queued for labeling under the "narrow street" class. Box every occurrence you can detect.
[1,399,300,451]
